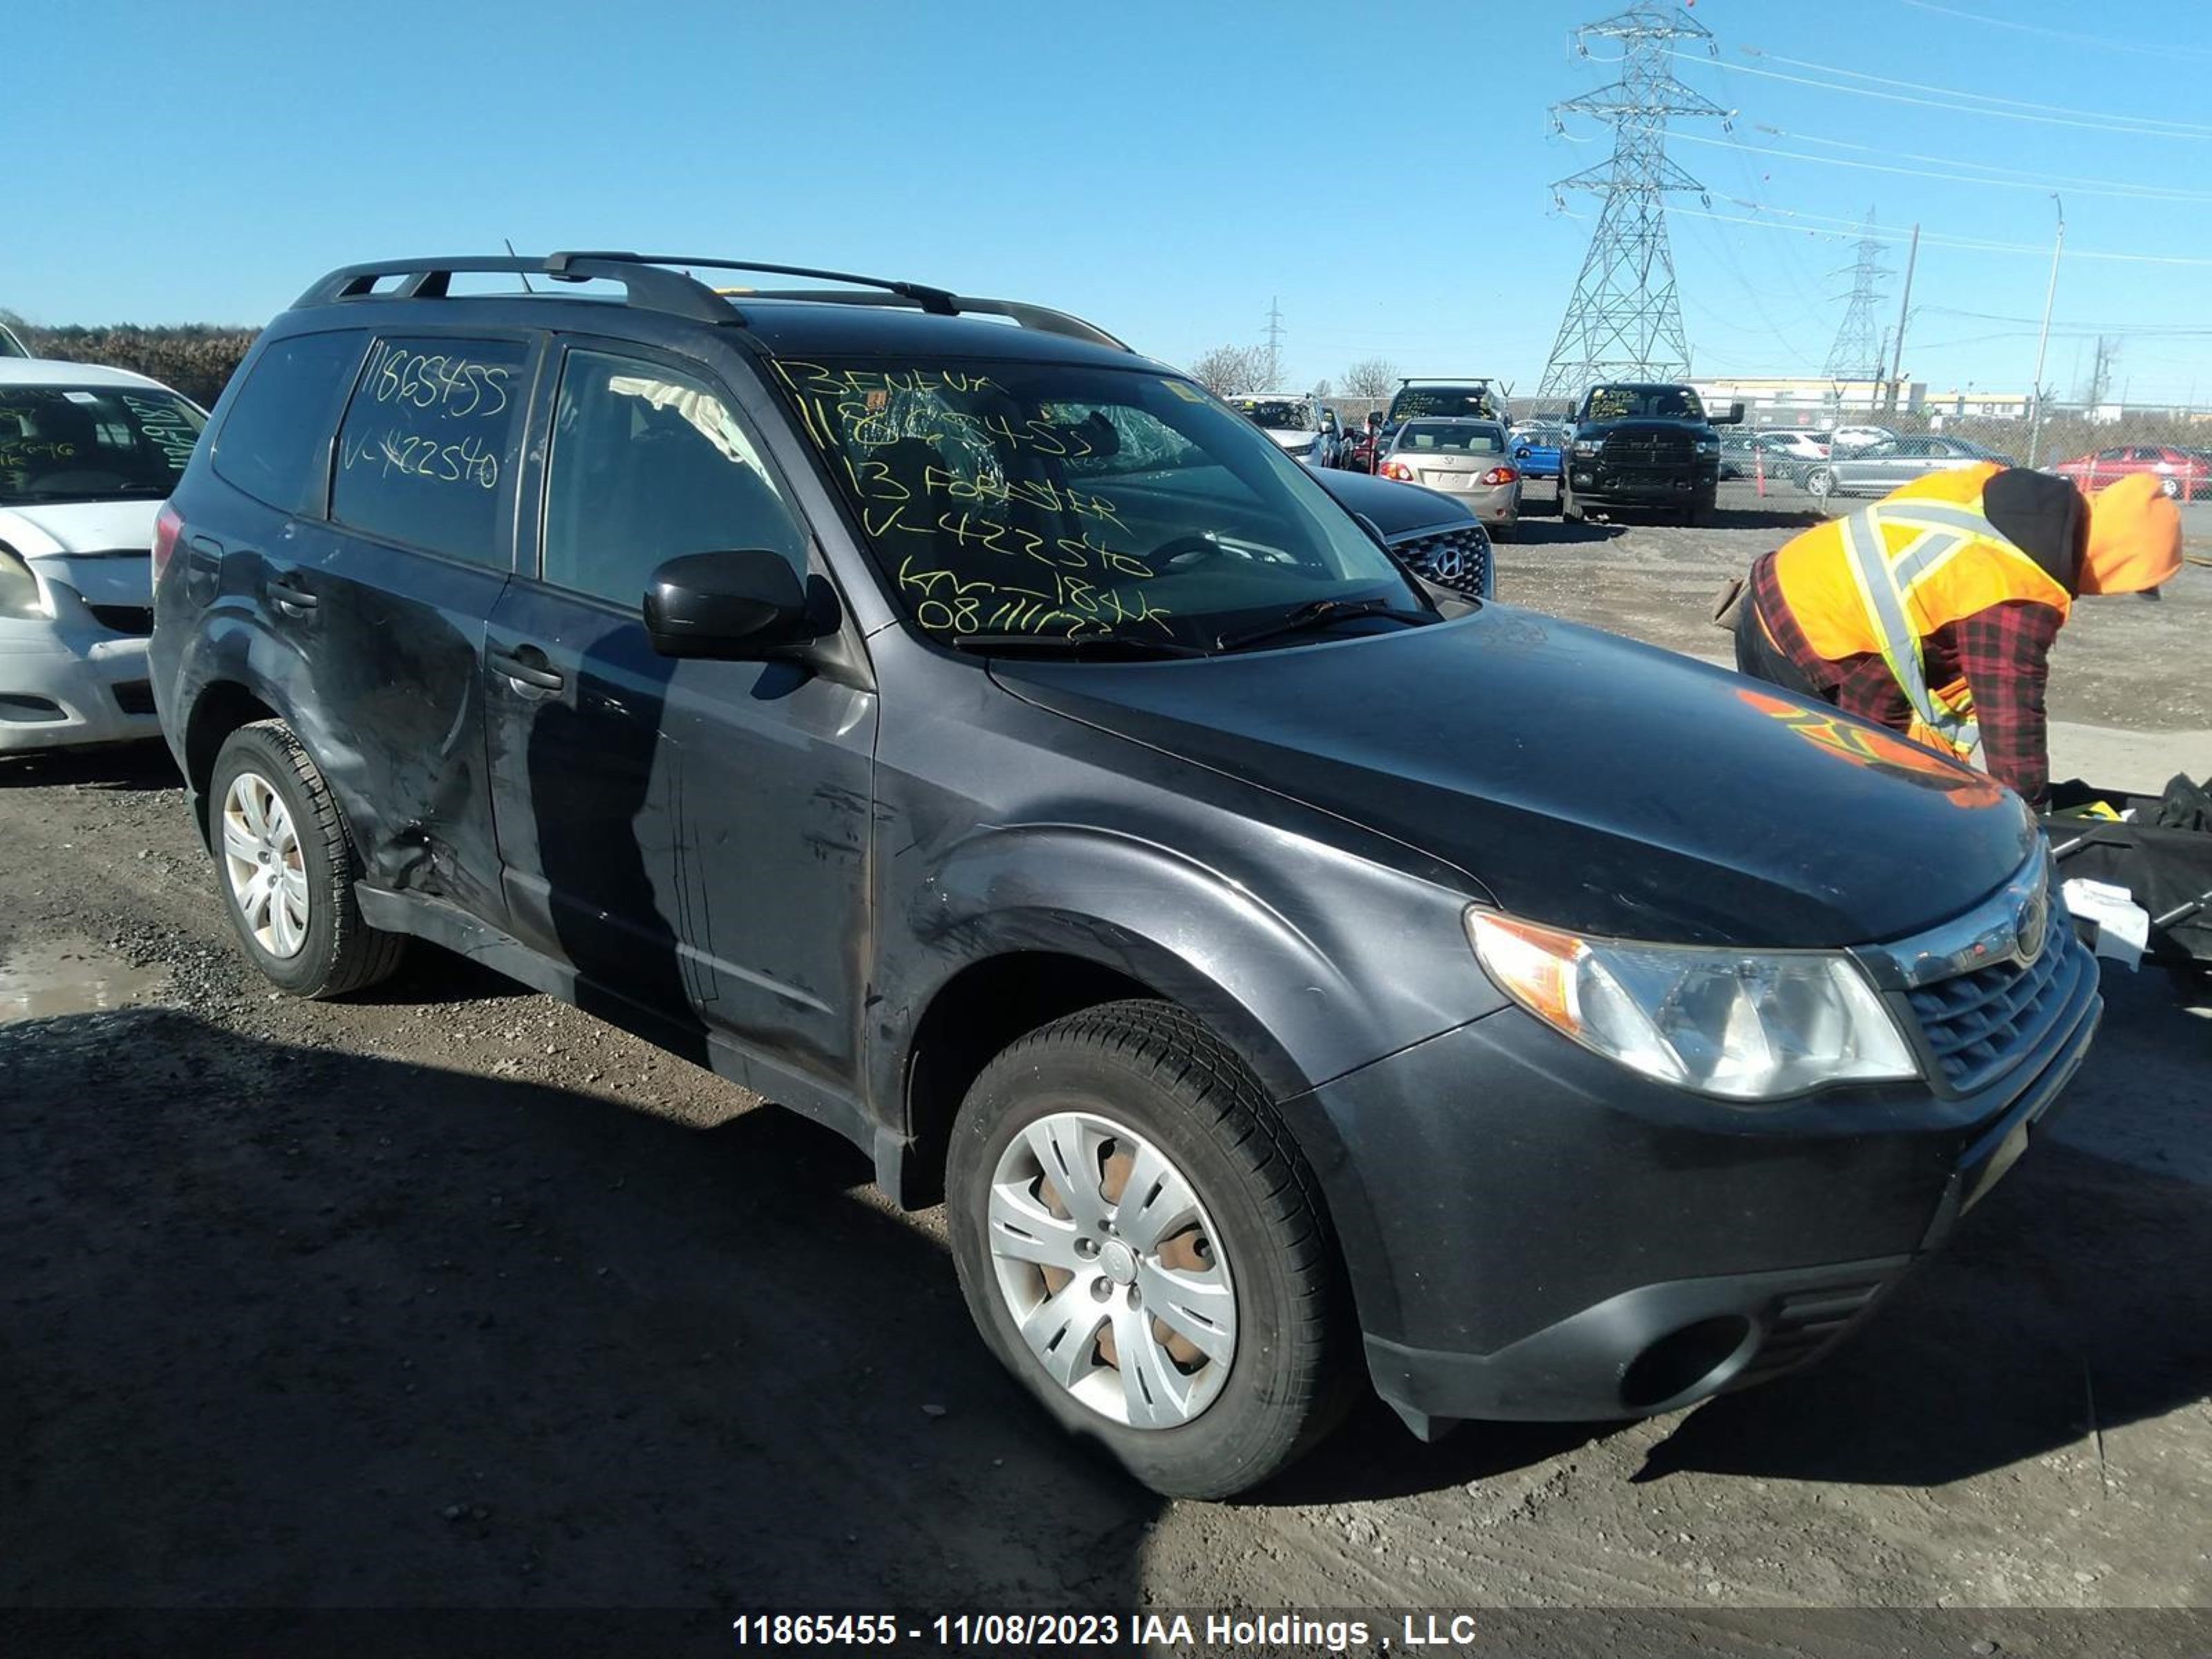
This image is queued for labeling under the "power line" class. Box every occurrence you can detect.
[1733,48,2212,138]
[1750,125,2212,203]
[1539,1,1733,397]
[1898,0,2212,64]
[1689,51,2212,138]
[1660,202,2212,268]
[1673,131,2212,205]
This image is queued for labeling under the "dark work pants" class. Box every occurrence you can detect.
[1732,593,1823,700]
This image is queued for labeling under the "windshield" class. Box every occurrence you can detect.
[772,357,1424,650]
[1582,385,1705,422]
[1387,385,1496,424]
[1397,422,1506,455]
[0,385,204,505]
[1232,399,1309,431]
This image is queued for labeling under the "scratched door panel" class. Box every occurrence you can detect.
[482,338,877,1086]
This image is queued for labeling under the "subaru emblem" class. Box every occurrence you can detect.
[2014,886,2049,966]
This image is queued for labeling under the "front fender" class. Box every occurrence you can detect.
[911,818,1495,1088]
[881,818,1509,1348]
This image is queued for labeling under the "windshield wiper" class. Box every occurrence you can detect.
[1215,599,1433,653]
[943,632,1210,660]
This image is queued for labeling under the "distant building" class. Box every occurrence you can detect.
[1922,388,2031,421]
[1689,376,1925,427]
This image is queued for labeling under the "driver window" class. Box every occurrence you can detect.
[542,349,805,609]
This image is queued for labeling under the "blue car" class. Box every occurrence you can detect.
[1510,424,1567,482]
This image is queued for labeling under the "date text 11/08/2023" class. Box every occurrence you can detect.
[729,1613,1494,1650]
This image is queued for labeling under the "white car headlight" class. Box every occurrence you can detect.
[0,547,52,619]
[1467,910,1919,1102]
[1694,438,1719,454]
[1572,438,1602,456]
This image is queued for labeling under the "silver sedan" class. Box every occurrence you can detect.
[1377,418,1521,538]
[1803,435,2016,502]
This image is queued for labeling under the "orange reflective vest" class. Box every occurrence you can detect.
[1769,463,2072,762]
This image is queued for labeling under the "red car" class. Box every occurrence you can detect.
[2052,444,2209,501]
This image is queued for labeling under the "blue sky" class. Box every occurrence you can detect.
[13,0,2212,403]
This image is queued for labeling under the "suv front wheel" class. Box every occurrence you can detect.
[946,1000,1352,1498]
[209,720,406,998]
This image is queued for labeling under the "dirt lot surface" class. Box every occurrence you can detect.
[3,500,2209,1647]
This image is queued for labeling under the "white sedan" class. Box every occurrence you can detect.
[1,358,206,755]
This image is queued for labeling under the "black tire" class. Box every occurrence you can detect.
[946,1000,1355,1499]
[208,720,405,998]
[1489,518,1515,543]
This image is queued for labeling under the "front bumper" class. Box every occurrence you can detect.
[1568,462,1719,504]
[1284,933,2102,1431]
[0,627,160,753]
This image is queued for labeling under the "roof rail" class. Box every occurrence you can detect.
[718,288,1130,353]
[561,253,962,317]
[294,255,734,322]
[292,252,1132,352]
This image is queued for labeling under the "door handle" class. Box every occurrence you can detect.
[268,578,318,612]
[489,647,565,693]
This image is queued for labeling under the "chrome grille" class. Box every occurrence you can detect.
[1390,523,1492,599]
[1602,431,1694,466]
[1906,933,2070,1094]
[1868,852,2079,1097]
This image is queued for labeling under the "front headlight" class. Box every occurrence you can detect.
[1694,438,1719,454]
[0,547,51,619]
[1466,910,1919,1101]
[1572,438,1602,456]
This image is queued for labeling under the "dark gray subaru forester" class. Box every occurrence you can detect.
[151,253,2100,1497]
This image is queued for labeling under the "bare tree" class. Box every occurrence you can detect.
[1341,359,1400,404]
[1188,344,1268,398]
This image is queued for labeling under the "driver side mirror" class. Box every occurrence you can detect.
[1718,402,1747,426]
[644,548,832,661]
[1514,446,1531,460]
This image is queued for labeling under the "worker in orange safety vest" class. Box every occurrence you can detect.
[1730,465,2182,805]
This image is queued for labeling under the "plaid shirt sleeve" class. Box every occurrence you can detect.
[1951,601,2064,805]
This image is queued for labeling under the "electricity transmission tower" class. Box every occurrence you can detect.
[1538,2,1733,400]
[1823,209,1890,380]
[1263,297,1286,389]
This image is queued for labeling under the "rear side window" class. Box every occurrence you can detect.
[211,330,368,514]
[331,336,530,567]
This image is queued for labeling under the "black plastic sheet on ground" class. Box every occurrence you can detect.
[2045,778,2212,968]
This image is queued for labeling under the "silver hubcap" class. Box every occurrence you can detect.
[221,770,309,959]
[986,1109,1237,1430]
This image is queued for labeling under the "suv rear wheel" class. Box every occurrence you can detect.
[209,720,406,998]
[946,1000,1352,1497]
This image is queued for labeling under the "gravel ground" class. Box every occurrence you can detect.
[2,501,2209,1647]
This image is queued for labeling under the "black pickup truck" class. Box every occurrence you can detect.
[1560,382,1743,525]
